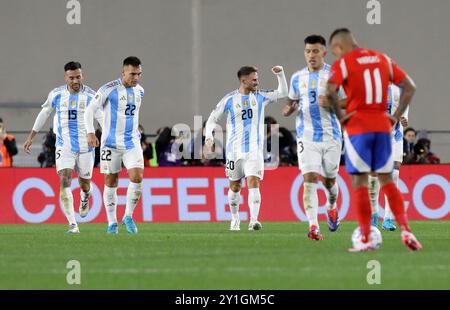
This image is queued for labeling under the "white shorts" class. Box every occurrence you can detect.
[55,147,94,179]
[297,138,342,178]
[100,146,144,174]
[393,139,403,163]
[225,152,264,181]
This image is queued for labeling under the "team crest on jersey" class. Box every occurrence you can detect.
[70,100,77,108]
[243,100,249,107]
[128,94,134,101]
[310,80,317,88]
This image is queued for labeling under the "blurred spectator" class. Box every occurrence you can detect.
[37,127,56,168]
[188,121,225,167]
[403,127,416,162]
[155,127,182,166]
[0,117,18,167]
[139,124,154,167]
[404,138,440,164]
[94,126,102,167]
[264,116,297,166]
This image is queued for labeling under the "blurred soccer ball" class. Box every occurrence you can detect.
[351,226,382,249]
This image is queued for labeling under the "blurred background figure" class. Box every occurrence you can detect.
[37,127,56,168]
[0,117,18,167]
[139,124,154,167]
[405,138,440,164]
[403,127,416,163]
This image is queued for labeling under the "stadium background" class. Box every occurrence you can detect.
[0,0,449,163]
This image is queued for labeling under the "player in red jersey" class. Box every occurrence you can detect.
[325,28,422,252]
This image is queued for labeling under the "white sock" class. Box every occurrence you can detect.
[103,186,118,225]
[248,188,261,222]
[60,187,76,225]
[325,183,339,210]
[228,189,240,221]
[384,169,399,220]
[303,182,319,228]
[80,185,91,202]
[125,182,142,217]
[368,175,380,214]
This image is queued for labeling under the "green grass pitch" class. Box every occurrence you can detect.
[0,221,448,289]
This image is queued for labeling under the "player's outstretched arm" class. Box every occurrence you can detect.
[392,75,416,125]
[24,95,54,154]
[271,66,288,100]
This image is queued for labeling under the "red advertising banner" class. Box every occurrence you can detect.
[0,166,449,224]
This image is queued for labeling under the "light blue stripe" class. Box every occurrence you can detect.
[387,86,402,142]
[124,88,135,150]
[68,93,80,153]
[330,112,341,141]
[292,74,300,97]
[105,89,118,148]
[242,96,252,153]
[86,96,94,152]
[308,72,323,142]
[55,95,63,147]
[224,98,235,153]
[296,96,304,138]
[256,94,265,148]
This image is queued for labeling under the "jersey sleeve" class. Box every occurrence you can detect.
[32,91,55,132]
[205,97,227,140]
[85,90,105,134]
[288,73,300,101]
[384,55,407,85]
[328,58,346,87]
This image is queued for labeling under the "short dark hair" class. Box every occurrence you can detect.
[304,35,326,46]
[123,56,142,67]
[237,66,258,79]
[64,61,82,72]
[404,127,416,136]
[329,28,351,43]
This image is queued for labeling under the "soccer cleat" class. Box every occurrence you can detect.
[348,242,376,253]
[326,208,340,232]
[122,216,138,234]
[401,231,423,251]
[371,213,378,227]
[307,226,323,241]
[382,218,397,231]
[79,198,90,218]
[67,224,80,234]
[248,221,262,231]
[230,219,240,231]
[107,223,119,234]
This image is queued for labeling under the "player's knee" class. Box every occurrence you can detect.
[304,173,319,183]
[324,178,336,189]
[230,182,241,192]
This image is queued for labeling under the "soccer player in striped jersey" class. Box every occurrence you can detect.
[283,35,346,240]
[24,61,103,233]
[369,84,409,230]
[85,56,144,234]
[205,66,288,231]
